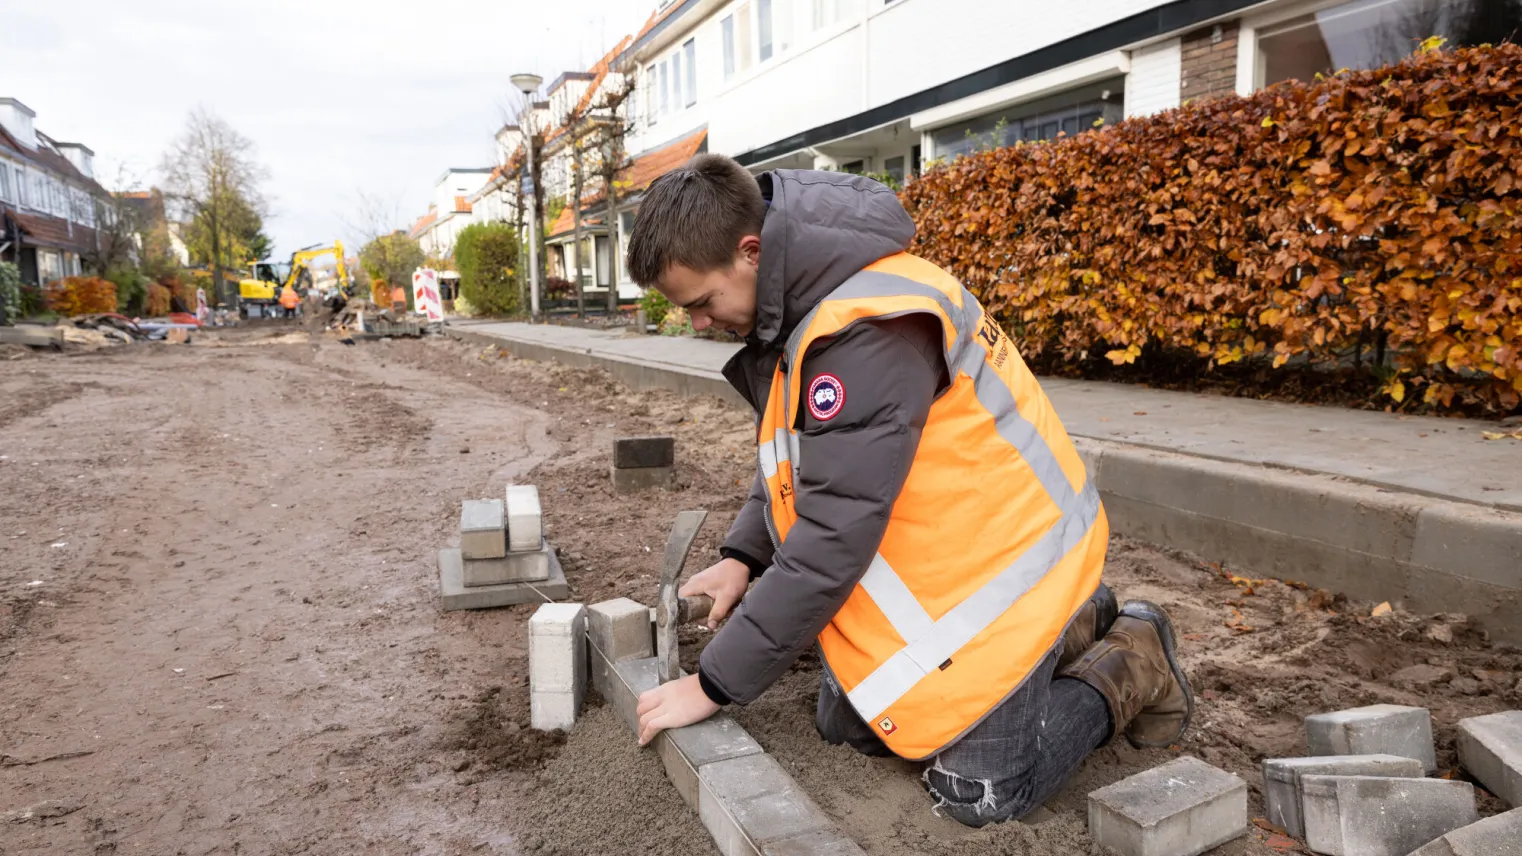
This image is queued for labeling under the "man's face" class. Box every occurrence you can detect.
[656,236,760,337]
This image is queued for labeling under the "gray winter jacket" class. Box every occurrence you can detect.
[697,169,949,706]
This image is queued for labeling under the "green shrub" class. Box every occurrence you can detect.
[0,262,19,324]
[638,288,671,328]
[105,266,150,315]
[454,222,521,316]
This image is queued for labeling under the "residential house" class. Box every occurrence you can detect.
[0,97,114,286]
[409,166,493,260]
[615,0,1515,180]
[116,189,192,268]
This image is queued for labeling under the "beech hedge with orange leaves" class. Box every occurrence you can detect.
[44,276,118,317]
[902,44,1522,415]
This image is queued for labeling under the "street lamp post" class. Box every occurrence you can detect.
[511,72,544,319]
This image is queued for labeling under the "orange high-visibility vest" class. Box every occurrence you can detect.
[279,286,300,309]
[759,253,1108,760]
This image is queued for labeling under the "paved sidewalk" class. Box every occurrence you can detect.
[449,319,1520,512]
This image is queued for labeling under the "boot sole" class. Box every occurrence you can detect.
[1119,600,1194,749]
[1093,582,1118,639]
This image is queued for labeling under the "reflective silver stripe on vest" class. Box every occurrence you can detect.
[765,266,1101,724]
[846,480,1101,722]
[858,552,933,643]
[759,427,792,479]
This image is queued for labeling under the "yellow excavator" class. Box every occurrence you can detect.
[238,241,348,318]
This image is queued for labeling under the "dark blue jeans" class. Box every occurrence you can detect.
[815,651,1111,826]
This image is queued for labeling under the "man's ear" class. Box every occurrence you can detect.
[737,234,761,267]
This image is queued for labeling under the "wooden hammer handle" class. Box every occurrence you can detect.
[676,594,714,624]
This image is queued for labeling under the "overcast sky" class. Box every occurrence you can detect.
[1,0,650,258]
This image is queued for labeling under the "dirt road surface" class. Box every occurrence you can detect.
[2,331,1516,856]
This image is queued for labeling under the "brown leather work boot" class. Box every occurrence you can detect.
[1057,582,1117,672]
[1059,600,1193,748]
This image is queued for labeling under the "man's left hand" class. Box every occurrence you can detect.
[635,674,720,745]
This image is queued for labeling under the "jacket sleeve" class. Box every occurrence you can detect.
[720,472,775,579]
[698,314,947,705]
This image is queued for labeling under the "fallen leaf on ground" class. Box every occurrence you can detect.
[1371,601,1393,617]
[1253,818,1290,835]
[1481,431,1522,440]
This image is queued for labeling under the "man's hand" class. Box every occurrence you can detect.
[679,557,750,630]
[636,674,720,745]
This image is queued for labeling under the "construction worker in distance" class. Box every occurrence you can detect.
[626,154,1193,826]
[278,283,300,319]
[391,284,407,314]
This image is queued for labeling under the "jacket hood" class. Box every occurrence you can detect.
[752,169,915,347]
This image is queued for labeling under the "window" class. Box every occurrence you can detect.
[38,250,63,284]
[930,80,1125,162]
[1256,0,1520,89]
[910,143,922,178]
[842,159,865,174]
[883,155,905,185]
[671,52,683,109]
[722,16,736,79]
[683,39,697,106]
[0,164,10,202]
[659,60,670,115]
[758,0,774,62]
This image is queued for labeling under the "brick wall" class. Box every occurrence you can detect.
[1180,20,1240,104]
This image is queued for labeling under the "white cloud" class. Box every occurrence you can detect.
[1,0,650,258]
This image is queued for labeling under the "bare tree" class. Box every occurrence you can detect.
[159,107,268,304]
[592,72,638,314]
[83,163,147,274]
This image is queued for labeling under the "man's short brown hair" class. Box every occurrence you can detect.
[626,153,767,286]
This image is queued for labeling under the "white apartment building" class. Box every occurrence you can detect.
[409,166,493,259]
[616,0,1513,179]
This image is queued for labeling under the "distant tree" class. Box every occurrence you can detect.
[359,231,424,293]
[160,107,268,303]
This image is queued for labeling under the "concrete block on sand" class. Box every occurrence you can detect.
[0,325,63,348]
[529,603,586,731]
[1306,704,1437,773]
[459,498,506,559]
[611,465,673,493]
[1087,756,1247,856]
[1262,755,1424,839]
[437,547,568,611]
[1456,710,1522,808]
[1407,807,1522,856]
[1301,774,1477,856]
[461,540,550,587]
[587,598,653,699]
[699,753,834,856]
[614,435,675,470]
[505,484,542,553]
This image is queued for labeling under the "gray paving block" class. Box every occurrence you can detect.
[1263,755,1425,839]
[614,435,675,469]
[437,547,568,611]
[699,754,833,856]
[611,464,673,493]
[1301,774,1477,856]
[759,831,867,856]
[607,655,663,734]
[1407,807,1522,856]
[659,714,764,808]
[459,498,506,559]
[587,598,654,699]
[505,484,543,553]
[461,540,550,586]
[1455,710,1522,807]
[1306,704,1437,773]
[1087,756,1247,856]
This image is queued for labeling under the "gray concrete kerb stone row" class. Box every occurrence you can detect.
[1087,756,1247,856]
[586,598,864,856]
[1455,709,1522,808]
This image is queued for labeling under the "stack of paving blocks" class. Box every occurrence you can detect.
[437,485,569,610]
[1089,703,1522,856]
[1246,704,1522,856]
[612,436,675,493]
